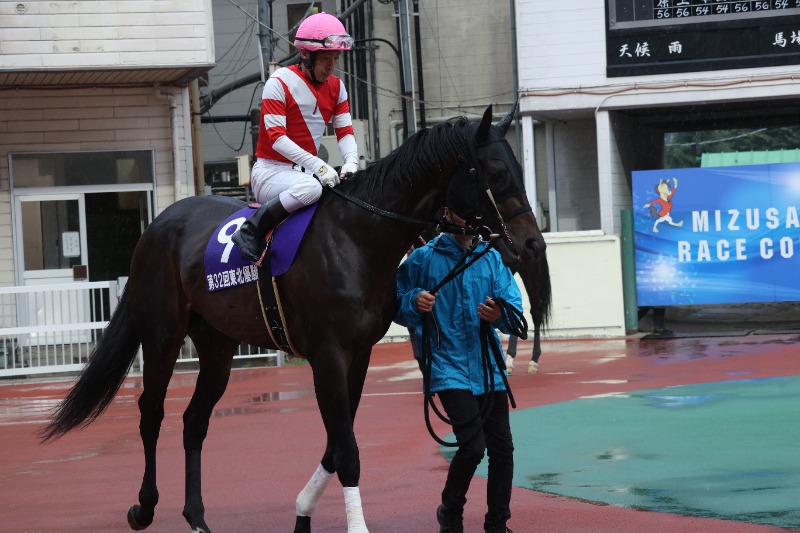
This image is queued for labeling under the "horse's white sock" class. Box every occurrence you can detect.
[343,486,369,533]
[295,463,334,517]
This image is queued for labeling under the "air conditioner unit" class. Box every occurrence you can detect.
[317,119,367,167]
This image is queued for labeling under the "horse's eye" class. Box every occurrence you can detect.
[491,169,507,184]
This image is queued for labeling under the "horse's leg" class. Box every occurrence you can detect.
[181,322,238,533]
[293,349,371,533]
[529,323,541,373]
[292,461,335,533]
[127,337,182,530]
[340,349,372,532]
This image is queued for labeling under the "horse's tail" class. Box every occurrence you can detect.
[515,253,553,332]
[532,252,552,331]
[39,285,140,442]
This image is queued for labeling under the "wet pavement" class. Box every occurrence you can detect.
[1,333,798,532]
[505,376,800,529]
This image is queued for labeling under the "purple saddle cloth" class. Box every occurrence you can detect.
[203,203,317,292]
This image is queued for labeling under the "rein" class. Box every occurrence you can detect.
[326,180,502,240]
[419,241,528,447]
[327,186,433,227]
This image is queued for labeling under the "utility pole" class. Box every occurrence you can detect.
[258,0,273,82]
[398,0,417,139]
[412,0,425,130]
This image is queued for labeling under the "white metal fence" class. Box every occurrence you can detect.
[0,281,282,378]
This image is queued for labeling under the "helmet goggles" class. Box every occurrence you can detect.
[295,34,354,51]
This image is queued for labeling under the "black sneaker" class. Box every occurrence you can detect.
[437,504,464,533]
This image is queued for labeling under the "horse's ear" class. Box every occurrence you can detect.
[496,101,517,137]
[476,105,493,143]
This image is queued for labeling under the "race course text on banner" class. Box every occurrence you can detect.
[633,162,800,306]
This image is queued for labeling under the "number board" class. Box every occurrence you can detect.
[606,0,800,76]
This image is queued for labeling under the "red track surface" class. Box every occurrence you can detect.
[2,334,798,532]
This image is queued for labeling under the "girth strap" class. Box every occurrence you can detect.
[256,236,304,358]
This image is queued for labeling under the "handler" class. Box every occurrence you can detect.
[394,206,522,533]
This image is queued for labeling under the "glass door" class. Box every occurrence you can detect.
[15,194,87,285]
[13,194,89,346]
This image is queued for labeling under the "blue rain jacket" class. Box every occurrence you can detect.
[394,234,523,395]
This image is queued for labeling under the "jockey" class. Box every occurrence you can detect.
[232,12,359,263]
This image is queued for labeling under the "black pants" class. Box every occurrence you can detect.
[438,389,514,529]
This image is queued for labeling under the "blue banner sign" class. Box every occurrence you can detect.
[632,163,800,306]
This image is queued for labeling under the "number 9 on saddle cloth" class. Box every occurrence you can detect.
[203,203,319,355]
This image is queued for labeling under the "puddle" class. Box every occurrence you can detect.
[250,390,314,403]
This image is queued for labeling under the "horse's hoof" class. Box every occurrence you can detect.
[127,505,153,531]
[527,361,539,374]
[293,515,311,533]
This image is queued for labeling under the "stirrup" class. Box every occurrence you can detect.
[253,246,268,268]
[252,229,275,268]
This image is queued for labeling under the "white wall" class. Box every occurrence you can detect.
[538,231,625,337]
[0,0,214,70]
[515,0,606,91]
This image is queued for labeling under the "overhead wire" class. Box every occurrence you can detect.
[213,11,258,80]
[219,0,513,115]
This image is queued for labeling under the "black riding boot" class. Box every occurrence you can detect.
[231,197,290,263]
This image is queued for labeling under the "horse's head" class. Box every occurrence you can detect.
[446,104,546,267]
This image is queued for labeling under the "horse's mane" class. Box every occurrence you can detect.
[342,116,472,200]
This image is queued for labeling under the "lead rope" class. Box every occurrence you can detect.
[421,244,528,447]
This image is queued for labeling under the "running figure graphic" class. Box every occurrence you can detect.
[643,177,684,233]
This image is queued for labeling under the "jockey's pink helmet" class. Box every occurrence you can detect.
[294,12,353,51]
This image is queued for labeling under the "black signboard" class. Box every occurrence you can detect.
[606,0,800,76]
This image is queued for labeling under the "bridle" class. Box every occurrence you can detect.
[326,140,530,260]
[449,137,532,260]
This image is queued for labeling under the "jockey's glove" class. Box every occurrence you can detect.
[340,161,359,178]
[315,163,340,188]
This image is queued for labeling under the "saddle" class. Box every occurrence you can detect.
[204,203,318,358]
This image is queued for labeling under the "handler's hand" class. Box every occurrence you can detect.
[416,291,437,313]
[478,297,502,322]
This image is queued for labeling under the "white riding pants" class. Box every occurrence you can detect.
[251,158,322,212]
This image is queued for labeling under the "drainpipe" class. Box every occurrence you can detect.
[509,0,521,158]
[620,209,639,333]
[156,86,182,203]
[190,80,205,196]
[394,4,409,140]
[180,86,195,196]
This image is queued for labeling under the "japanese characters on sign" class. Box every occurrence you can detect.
[606,0,800,76]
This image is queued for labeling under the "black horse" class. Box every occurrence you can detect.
[40,105,546,533]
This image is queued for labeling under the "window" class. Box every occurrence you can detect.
[10,150,154,188]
